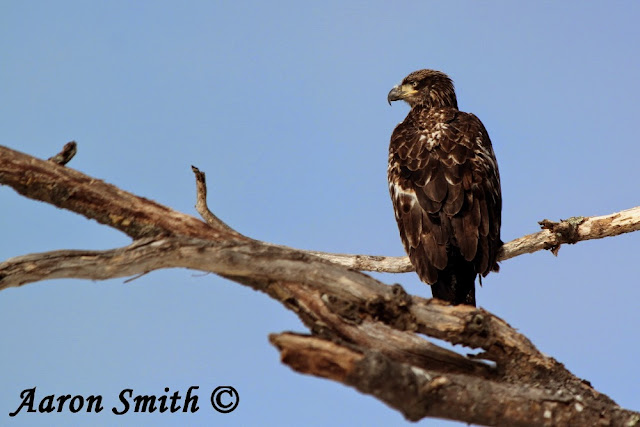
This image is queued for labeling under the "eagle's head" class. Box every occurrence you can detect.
[387,69,458,109]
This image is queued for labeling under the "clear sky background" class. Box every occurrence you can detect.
[1,2,639,426]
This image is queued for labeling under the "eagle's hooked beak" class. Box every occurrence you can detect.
[387,85,403,105]
[388,83,418,105]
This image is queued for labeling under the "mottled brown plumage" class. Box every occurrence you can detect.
[387,69,502,306]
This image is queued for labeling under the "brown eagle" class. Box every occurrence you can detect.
[387,69,502,306]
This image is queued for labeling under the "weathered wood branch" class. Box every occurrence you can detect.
[2,145,638,272]
[0,233,599,381]
[270,333,638,425]
[0,145,241,241]
[0,232,629,424]
[1,143,639,425]
[305,207,640,272]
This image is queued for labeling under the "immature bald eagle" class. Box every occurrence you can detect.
[387,69,502,306]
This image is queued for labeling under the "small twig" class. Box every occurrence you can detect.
[48,141,77,166]
[123,271,150,283]
[191,165,242,236]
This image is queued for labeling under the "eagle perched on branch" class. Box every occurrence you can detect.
[387,69,502,306]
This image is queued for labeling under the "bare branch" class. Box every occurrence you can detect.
[188,155,639,272]
[4,144,638,274]
[0,233,598,389]
[0,237,493,377]
[0,145,242,241]
[305,251,414,273]
[305,207,640,272]
[2,144,639,425]
[1,231,632,422]
[0,234,571,380]
[270,333,638,426]
[191,165,242,236]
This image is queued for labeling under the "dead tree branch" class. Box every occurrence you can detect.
[270,333,638,425]
[1,143,639,425]
[0,145,240,241]
[304,207,640,273]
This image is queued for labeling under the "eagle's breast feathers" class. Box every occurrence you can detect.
[388,106,502,287]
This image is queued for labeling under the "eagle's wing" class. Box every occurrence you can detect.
[388,108,502,284]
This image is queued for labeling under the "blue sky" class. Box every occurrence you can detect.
[1,2,639,426]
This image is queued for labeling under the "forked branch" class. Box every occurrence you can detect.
[1,143,638,425]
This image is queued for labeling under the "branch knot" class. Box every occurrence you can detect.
[363,284,417,331]
[539,216,586,255]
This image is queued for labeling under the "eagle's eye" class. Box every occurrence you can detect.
[411,81,419,88]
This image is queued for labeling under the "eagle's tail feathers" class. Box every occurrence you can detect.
[431,255,477,306]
